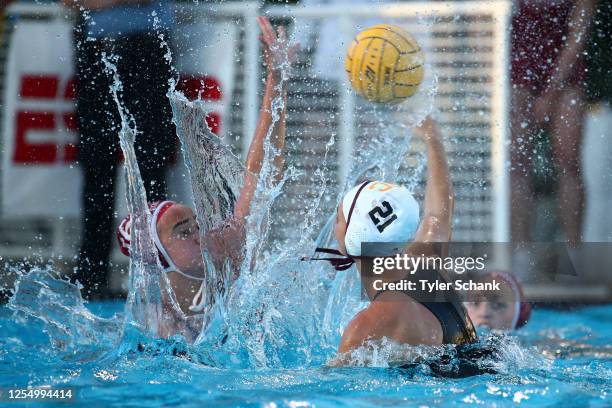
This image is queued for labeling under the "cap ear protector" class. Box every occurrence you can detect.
[516,302,532,329]
[117,200,178,272]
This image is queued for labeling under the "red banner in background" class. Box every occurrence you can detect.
[176,75,223,135]
[1,9,237,218]
[13,75,76,164]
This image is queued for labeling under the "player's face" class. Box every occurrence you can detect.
[464,276,518,330]
[157,204,204,277]
[334,203,348,255]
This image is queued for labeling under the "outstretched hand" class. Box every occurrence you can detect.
[413,115,441,143]
[257,16,300,79]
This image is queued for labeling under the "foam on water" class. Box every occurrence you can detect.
[8,269,122,358]
[5,296,610,406]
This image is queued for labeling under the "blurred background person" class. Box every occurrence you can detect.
[510,0,596,245]
[63,0,176,299]
[464,271,532,331]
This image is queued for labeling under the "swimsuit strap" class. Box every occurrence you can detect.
[344,180,372,233]
[372,267,477,344]
[420,301,477,344]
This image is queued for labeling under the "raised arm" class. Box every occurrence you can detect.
[233,17,298,222]
[412,116,454,243]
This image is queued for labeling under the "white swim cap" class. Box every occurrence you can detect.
[342,181,420,256]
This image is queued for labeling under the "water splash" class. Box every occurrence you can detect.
[8,268,122,359]
[101,53,168,340]
[161,41,439,369]
[167,91,245,330]
[7,14,441,372]
[327,332,551,377]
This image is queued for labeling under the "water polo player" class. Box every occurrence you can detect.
[310,117,478,358]
[464,271,532,331]
[116,17,298,339]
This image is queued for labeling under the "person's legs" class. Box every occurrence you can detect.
[551,86,586,243]
[74,35,120,299]
[77,164,118,297]
[115,33,175,202]
[510,86,538,243]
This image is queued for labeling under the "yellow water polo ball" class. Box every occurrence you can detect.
[345,24,425,103]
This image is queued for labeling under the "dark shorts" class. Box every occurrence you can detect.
[511,0,585,94]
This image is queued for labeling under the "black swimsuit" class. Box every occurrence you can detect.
[372,267,497,378]
[371,266,478,345]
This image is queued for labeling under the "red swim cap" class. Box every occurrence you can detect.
[116,200,176,269]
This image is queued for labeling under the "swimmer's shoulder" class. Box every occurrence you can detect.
[373,293,444,345]
[339,296,443,352]
[338,307,375,353]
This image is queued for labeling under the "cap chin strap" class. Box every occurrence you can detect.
[187,283,207,313]
[302,181,372,271]
[150,200,207,313]
[301,247,362,271]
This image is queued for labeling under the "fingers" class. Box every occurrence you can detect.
[256,16,269,42]
[257,16,300,68]
[257,16,275,46]
[415,115,434,130]
[277,25,287,43]
[288,42,301,62]
[257,16,289,46]
[413,116,440,141]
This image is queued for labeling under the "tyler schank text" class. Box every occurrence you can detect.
[371,278,501,293]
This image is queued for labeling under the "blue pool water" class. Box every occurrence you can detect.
[1,295,611,407]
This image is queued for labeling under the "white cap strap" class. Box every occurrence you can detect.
[150,200,205,282]
[188,281,207,312]
[151,201,208,315]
